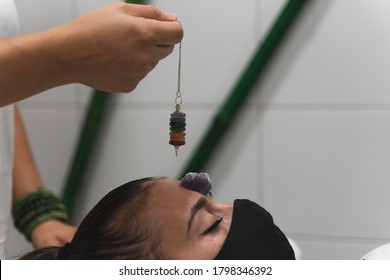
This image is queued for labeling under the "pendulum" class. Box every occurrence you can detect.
[169,106,186,156]
[169,39,186,156]
[169,39,185,156]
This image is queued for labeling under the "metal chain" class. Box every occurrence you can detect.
[175,40,182,106]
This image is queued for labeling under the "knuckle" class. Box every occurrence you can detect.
[134,22,155,44]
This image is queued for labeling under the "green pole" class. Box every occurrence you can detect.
[62,0,145,219]
[179,0,311,178]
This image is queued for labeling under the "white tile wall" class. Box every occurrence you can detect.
[15,0,74,34]
[6,0,390,260]
[257,0,390,105]
[262,111,390,239]
[206,107,259,205]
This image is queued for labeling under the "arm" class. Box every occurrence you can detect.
[12,105,43,201]
[0,3,183,107]
[13,105,76,248]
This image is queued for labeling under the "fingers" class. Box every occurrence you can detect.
[151,20,184,46]
[121,3,178,22]
[154,45,177,62]
[121,3,184,46]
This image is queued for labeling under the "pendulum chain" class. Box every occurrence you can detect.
[176,41,182,105]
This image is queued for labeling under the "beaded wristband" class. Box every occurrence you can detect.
[12,188,69,240]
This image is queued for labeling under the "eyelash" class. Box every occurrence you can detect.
[201,217,223,236]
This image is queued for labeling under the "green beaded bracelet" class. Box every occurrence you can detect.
[12,188,69,240]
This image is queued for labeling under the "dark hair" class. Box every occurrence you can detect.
[19,177,160,260]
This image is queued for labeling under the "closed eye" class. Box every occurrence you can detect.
[201,217,223,236]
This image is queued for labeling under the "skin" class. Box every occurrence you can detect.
[146,178,233,259]
[13,105,76,248]
[0,3,183,106]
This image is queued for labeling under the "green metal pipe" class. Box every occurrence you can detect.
[61,0,145,218]
[178,0,311,178]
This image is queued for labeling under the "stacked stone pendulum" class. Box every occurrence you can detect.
[169,40,186,156]
[169,105,186,156]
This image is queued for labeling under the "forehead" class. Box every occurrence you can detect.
[145,178,205,222]
[148,178,202,205]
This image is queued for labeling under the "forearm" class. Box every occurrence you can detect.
[0,27,72,107]
[12,105,44,202]
[12,105,75,244]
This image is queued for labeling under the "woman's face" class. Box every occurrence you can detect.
[146,178,233,259]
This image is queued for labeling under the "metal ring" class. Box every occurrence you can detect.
[175,96,183,105]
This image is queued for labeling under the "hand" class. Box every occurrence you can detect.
[62,3,184,93]
[30,220,77,249]
[0,3,183,106]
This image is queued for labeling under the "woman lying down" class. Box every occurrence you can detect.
[20,173,296,260]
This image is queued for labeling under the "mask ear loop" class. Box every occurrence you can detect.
[169,22,186,156]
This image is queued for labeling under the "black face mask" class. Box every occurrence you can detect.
[215,199,295,260]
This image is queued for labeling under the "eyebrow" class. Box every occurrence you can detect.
[187,197,208,233]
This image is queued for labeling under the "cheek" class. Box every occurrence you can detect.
[152,211,189,259]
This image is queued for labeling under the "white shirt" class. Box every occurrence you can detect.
[361,242,390,260]
[0,0,19,260]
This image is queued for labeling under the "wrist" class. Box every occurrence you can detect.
[12,188,69,241]
[34,26,75,86]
